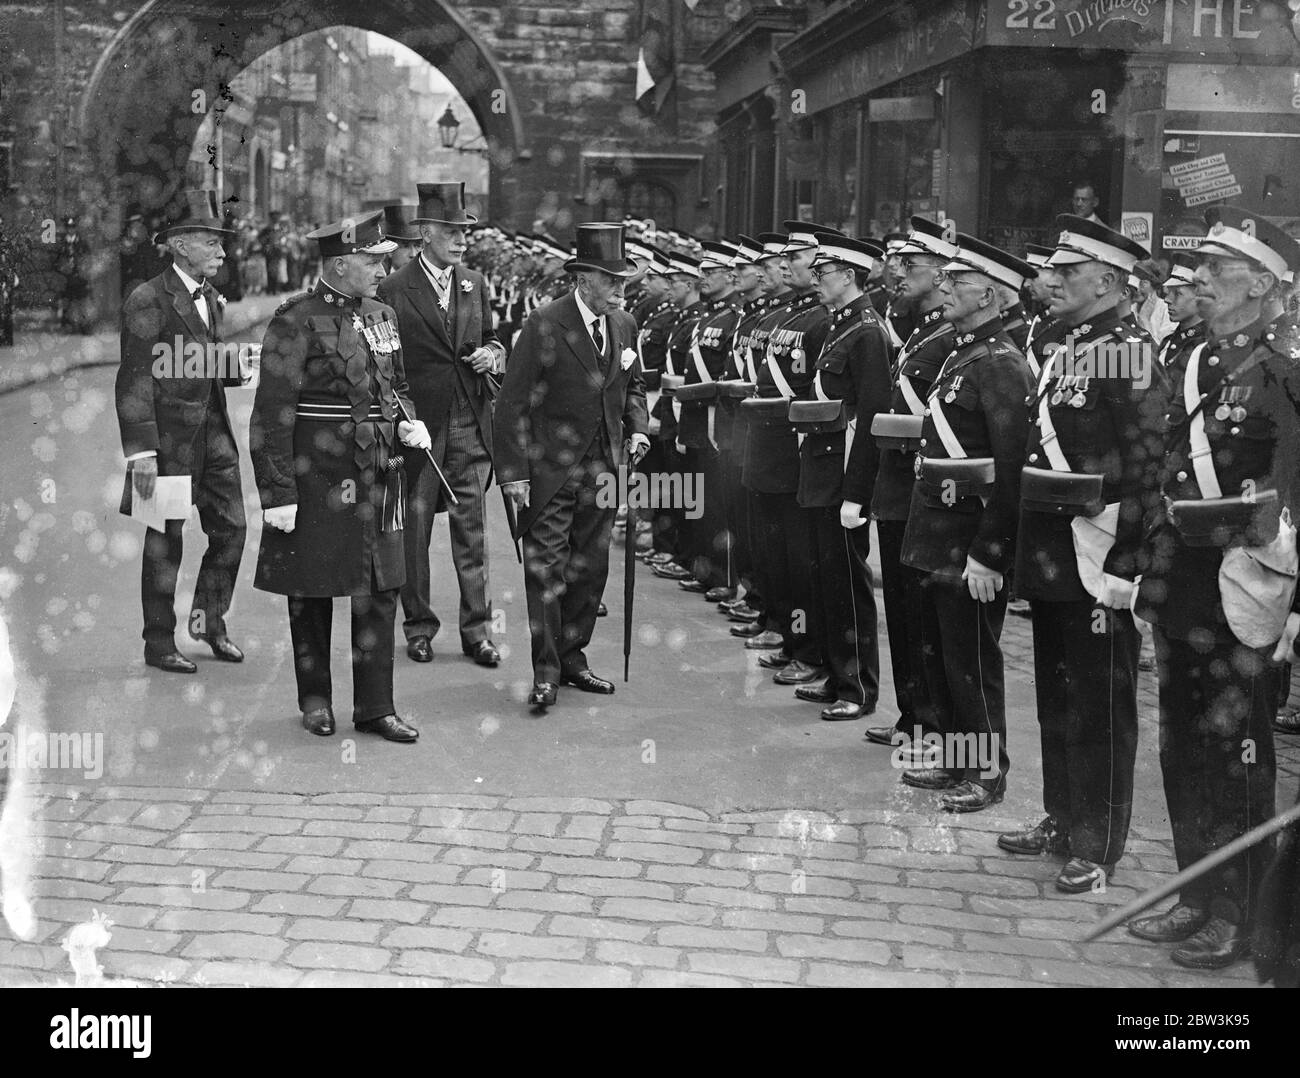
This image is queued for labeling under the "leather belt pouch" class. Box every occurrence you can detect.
[918,456,995,500]
[739,397,794,428]
[788,399,847,433]
[675,382,718,404]
[715,379,756,400]
[870,412,923,450]
[641,368,663,391]
[660,373,685,396]
[1168,490,1278,547]
[1021,466,1105,517]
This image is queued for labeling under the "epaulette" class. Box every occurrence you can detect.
[1263,317,1300,361]
[274,291,310,316]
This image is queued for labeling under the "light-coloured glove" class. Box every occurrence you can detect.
[263,505,298,533]
[1272,611,1300,664]
[963,554,1004,604]
[465,345,497,374]
[1096,573,1135,610]
[130,455,158,500]
[502,480,530,509]
[398,419,431,451]
[840,501,867,530]
[625,434,650,466]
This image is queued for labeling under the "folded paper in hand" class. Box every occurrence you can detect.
[130,476,191,531]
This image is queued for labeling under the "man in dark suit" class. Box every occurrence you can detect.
[377,182,504,669]
[114,190,247,674]
[494,223,650,709]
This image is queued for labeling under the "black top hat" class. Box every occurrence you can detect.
[382,204,422,243]
[154,190,235,243]
[308,210,398,259]
[412,182,478,226]
[564,223,639,277]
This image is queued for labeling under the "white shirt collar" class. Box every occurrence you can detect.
[573,291,604,336]
[419,253,453,287]
[172,264,203,295]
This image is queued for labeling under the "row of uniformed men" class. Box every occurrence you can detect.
[611,209,1300,972]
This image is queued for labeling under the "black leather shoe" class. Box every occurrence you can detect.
[997,815,1070,857]
[729,621,764,638]
[940,781,1004,813]
[464,640,501,667]
[407,636,434,663]
[205,635,244,662]
[821,700,870,721]
[756,649,792,668]
[901,768,960,790]
[145,651,197,674]
[1056,857,1114,893]
[794,682,836,704]
[1127,903,1210,943]
[561,669,615,694]
[705,586,737,603]
[1171,917,1249,970]
[529,682,558,708]
[597,602,608,617]
[747,631,786,651]
[773,660,826,685]
[302,707,335,736]
[864,725,901,746]
[678,578,709,593]
[652,562,693,580]
[725,604,761,623]
[354,714,419,742]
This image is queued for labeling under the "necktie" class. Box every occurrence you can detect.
[191,283,211,329]
[591,318,605,367]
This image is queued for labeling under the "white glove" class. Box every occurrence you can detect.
[263,505,297,533]
[1096,573,1135,610]
[1272,611,1300,664]
[398,419,431,451]
[840,501,867,530]
[963,554,1004,604]
[502,480,530,509]
[625,434,650,466]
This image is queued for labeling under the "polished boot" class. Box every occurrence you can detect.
[705,586,737,603]
[678,578,709,593]
[1126,903,1210,943]
[301,706,335,737]
[863,725,901,746]
[794,681,836,704]
[561,669,615,694]
[1055,857,1113,894]
[773,660,825,685]
[997,815,1070,857]
[463,640,501,667]
[940,781,1004,813]
[529,682,558,708]
[901,768,960,790]
[144,650,197,674]
[1171,917,1249,970]
[821,700,870,721]
[354,714,419,742]
[406,636,434,663]
[729,621,765,638]
[189,630,243,662]
[756,649,792,669]
[747,632,786,652]
[725,604,761,623]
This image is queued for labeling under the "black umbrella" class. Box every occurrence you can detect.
[623,461,636,682]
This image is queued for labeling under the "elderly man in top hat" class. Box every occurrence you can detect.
[378,182,505,669]
[115,189,247,674]
[251,209,430,742]
[382,204,422,273]
[494,223,650,709]
[1128,208,1300,969]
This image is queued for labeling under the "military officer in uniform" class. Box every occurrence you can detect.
[1128,210,1300,969]
[864,217,958,747]
[634,249,682,569]
[998,217,1156,892]
[250,210,430,742]
[1155,260,1206,375]
[1023,244,1068,379]
[899,236,1036,811]
[795,236,893,720]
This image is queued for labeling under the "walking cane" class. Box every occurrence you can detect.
[392,396,458,507]
[623,460,636,682]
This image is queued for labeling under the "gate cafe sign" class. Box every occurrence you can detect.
[802,1,1297,114]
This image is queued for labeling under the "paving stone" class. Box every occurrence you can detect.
[154,911,284,935]
[514,813,561,836]
[388,795,502,809]
[775,934,891,964]
[407,884,495,907]
[33,900,158,928]
[132,804,194,831]
[907,869,1041,897]
[722,910,826,934]
[594,941,682,969]
[461,868,551,890]
[684,886,777,910]
[536,855,641,878]
[685,953,801,983]
[90,927,182,954]
[657,925,768,952]
[646,864,751,888]
[284,856,365,876]
[755,873,854,898]
[211,869,310,892]
[84,800,149,825]
[346,899,429,923]
[664,818,750,835]
[500,962,633,988]
[213,792,307,805]
[190,961,302,986]
[306,876,403,898]
[0,941,67,971]
[361,860,461,885]
[75,825,168,846]
[798,858,903,883]
[476,933,588,961]
[831,919,955,949]
[298,971,444,988]
[29,878,113,901]
[417,808,515,830]
[546,916,651,942]
[167,832,260,850]
[968,894,1092,921]
[100,953,192,983]
[710,852,795,873]
[251,805,364,820]
[736,837,858,859]
[511,835,601,856]
[392,951,496,982]
[341,840,437,862]
[364,807,417,824]
[251,893,346,917]
[784,896,893,919]
[625,800,709,820]
[430,907,544,933]
[605,841,701,865]
[617,816,662,828]
[834,809,901,825]
[184,817,302,835]
[1021,959,1161,988]
[304,821,411,840]
[111,864,202,887]
[311,793,388,806]
[258,836,345,856]
[562,816,609,840]
[805,964,948,988]
[502,797,613,814]
[899,906,1010,934]
[51,840,116,860]
[284,942,390,972]
[963,931,1078,961]
[115,886,250,911]
[442,848,536,870]
[497,892,595,915]
[855,884,964,909]
[556,876,675,900]
[416,827,510,849]
[286,919,383,944]
[638,969,743,987]
[611,826,732,851]
[902,944,1024,979]
[382,926,474,952]
[599,898,716,925]
[868,850,981,872]
[719,810,835,824]
[179,850,288,871]
[751,821,860,844]
[181,934,288,962]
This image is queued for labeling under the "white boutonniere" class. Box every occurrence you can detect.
[460,279,474,293]
[620,347,637,371]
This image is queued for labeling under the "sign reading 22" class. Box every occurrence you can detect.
[1005,0,1059,30]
